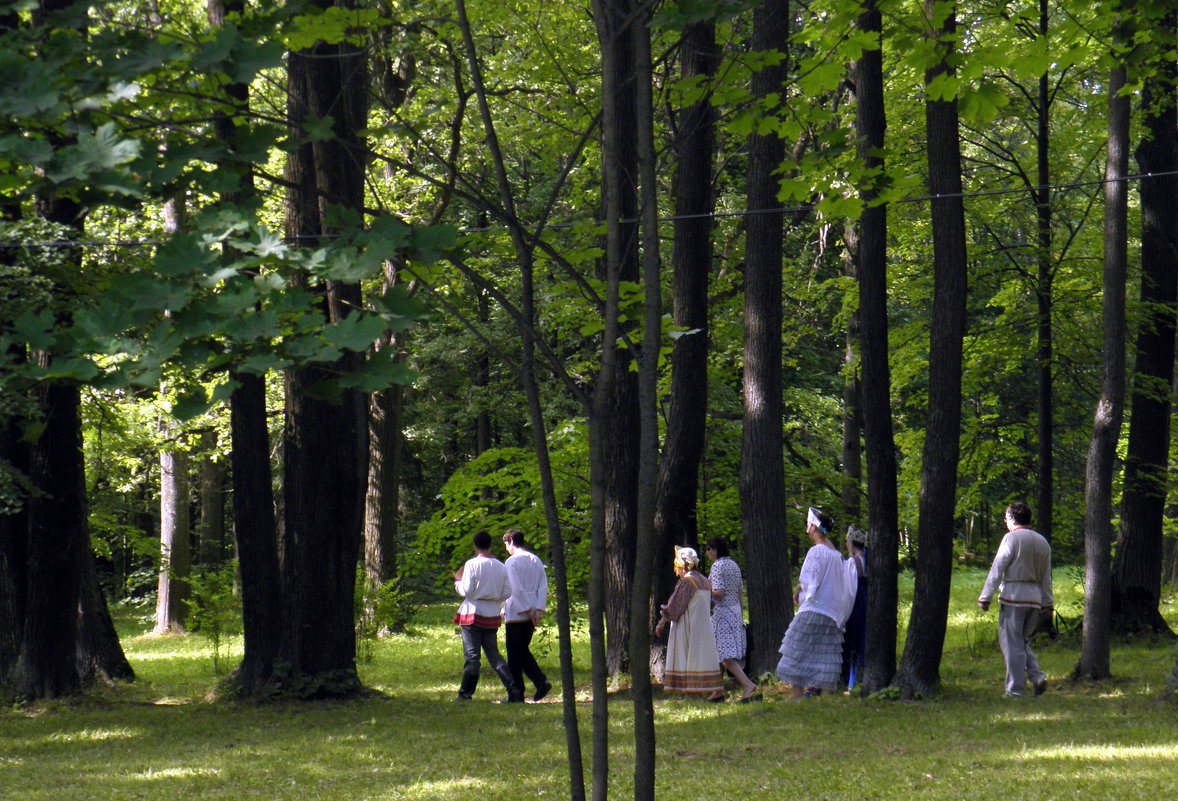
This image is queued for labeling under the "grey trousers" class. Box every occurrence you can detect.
[998,604,1045,695]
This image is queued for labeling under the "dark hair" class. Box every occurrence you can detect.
[815,510,834,534]
[706,537,730,557]
[1006,502,1032,526]
[503,528,526,549]
[473,530,493,550]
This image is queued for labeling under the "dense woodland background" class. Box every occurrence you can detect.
[2,0,1178,798]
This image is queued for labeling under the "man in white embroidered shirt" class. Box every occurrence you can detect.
[502,529,552,703]
[452,530,519,702]
[978,501,1054,698]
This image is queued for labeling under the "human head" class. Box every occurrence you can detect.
[473,530,493,551]
[503,528,527,551]
[846,525,867,551]
[807,507,833,537]
[1005,502,1032,527]
[673,546,699,574]
[706,537,730,558]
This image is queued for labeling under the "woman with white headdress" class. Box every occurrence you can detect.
[655,546,725,701]
[775,508,855,699]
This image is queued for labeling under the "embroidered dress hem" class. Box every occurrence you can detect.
[664,583,723,694]
[775,609,844,691]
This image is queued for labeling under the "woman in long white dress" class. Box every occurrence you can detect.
[655,546,724,701]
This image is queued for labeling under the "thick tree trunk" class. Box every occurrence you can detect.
[1076,61,1129,682]
[12,381,85,699]
[0,402,29,682]
[841,236,863,526]
[851,1,900,691]
[154,446,191,634]
[650,18,718,676]
[896,1,968,697]
[76,545,135,683]
[364,356,404,588]
[1111,34,1177,638]
[277,4,369,695]
[741,0,792,681]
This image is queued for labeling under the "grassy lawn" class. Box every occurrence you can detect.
[2,568,1176,800]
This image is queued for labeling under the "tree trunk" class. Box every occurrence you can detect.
[650,18,718,677]
[277,2,369,695]
[1111,25,1177,637]
[594,0,642,681]
[1034,0,1055,544]
[896,0,968,697]
[154,446,191,634]
[451,2,586,792]
[741,0,792,681]
[196,428,227,565]
[851,1,899,692]
[629,5,660,798]
[841,235,863,526]
[11,380,85,699]
[1076,59,1130,681]
[0,393,29,683]
[76,544,135,683]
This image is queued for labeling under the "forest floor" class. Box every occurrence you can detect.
[2,568,1176,800]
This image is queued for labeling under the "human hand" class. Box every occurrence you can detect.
[977,600,990,612]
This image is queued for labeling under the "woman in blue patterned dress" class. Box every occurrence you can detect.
[706,538,760,702]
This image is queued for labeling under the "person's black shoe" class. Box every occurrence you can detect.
[453,694,473,702]
[1033,678,1047,697]
[533,681,552,703]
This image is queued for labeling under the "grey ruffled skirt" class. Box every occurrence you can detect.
[775,610,844,691]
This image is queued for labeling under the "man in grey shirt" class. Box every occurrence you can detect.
[978,501,1054,697]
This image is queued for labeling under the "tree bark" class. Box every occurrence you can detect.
[741,0,792,681]
[154,445,191,634]
[851,1,900,691]
[76,544,135,683]
[11,380,85,699]
[1034,0,1055,544]
[276,0,370,695]
[1111,23,1177,637]
[1076,58,1129,681]
[196,428,227,565]
[650,18,718,678]
[896,0,968,697]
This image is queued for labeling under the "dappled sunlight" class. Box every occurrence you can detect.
[44,727,142,744]
[405,776,489,794]
[1026,743,1178,761]
[132,766,222,780]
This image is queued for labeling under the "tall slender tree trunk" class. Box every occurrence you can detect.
[1076,56,1130,681]
[850,0,902,690]
[629,5,660,798]
[154,445,191,634]
[841,238,863,526]
[452,2,586,793]
[741,0,792,680]
[1111,19,1177,637]
[1034,0,1055,543]
[207,0,284,696]
[895,0,968,697]
[594,0,642,680]
[196,429,226,565]
[650,18,718,677]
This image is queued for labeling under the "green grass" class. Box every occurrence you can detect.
[2,568,1177,801]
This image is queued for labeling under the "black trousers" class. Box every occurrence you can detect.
[458,624,518,699]
[505,620,548,694]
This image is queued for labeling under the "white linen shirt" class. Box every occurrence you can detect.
[796,543,854,627]
[502,549,548,623]
[453,554,510,626]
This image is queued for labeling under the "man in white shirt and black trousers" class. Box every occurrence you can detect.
[501,529,552,703]
[452,530,520,702]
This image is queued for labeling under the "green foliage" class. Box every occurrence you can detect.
[355,574,424,663]
[185,561,241,675]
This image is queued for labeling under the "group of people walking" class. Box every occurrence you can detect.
[451,499,1052,703]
